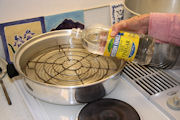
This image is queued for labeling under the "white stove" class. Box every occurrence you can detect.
[1,61,179,120]
[0,0,179,119]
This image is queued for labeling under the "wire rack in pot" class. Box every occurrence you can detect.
[25,44,119,86]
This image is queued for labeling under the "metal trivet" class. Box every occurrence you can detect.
[25,44,118,86]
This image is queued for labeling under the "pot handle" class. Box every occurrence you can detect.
[7,63,19,78]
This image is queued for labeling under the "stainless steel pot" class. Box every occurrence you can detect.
[11,30,125,105]
[124,0,180,19]
[124,0,180,69]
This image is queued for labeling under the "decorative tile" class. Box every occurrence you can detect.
[0,17,46,63]
[45,10,84,32]
[110,1,124,25]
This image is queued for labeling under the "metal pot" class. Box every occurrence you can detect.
[10,30,125,105]
[124,0,180,69]
[124,0,180,19]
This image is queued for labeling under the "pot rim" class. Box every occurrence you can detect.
[14,30,126,89]
[123,2,140,16]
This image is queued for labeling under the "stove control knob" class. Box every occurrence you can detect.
[167,92,180,110]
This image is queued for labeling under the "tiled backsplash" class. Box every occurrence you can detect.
[0,10,84,63]
[0,1,125,63]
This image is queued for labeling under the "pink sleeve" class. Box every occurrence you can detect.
[148,13,180,46]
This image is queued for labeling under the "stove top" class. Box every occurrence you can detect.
[1,62,180,120]
[10,75,170,120]
[122,62,180,120]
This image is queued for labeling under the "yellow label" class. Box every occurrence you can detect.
[103,30,140,61]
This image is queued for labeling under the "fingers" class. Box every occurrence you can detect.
[111,20,127,36]
[110,14,150,37]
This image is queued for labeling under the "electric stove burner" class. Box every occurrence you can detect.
[78,98,140,120]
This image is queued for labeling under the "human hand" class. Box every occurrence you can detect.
[111,14,150,36]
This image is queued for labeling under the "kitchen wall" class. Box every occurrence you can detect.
[0,0,124,24]
[0,0,124,59]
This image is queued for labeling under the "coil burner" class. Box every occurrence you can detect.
[25,44,119,86]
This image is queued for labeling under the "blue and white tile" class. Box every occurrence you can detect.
[110,0,125,25]
[45,10,84,32]
[0,17,46,63]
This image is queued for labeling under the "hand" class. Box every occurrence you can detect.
[111,14,150,36]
